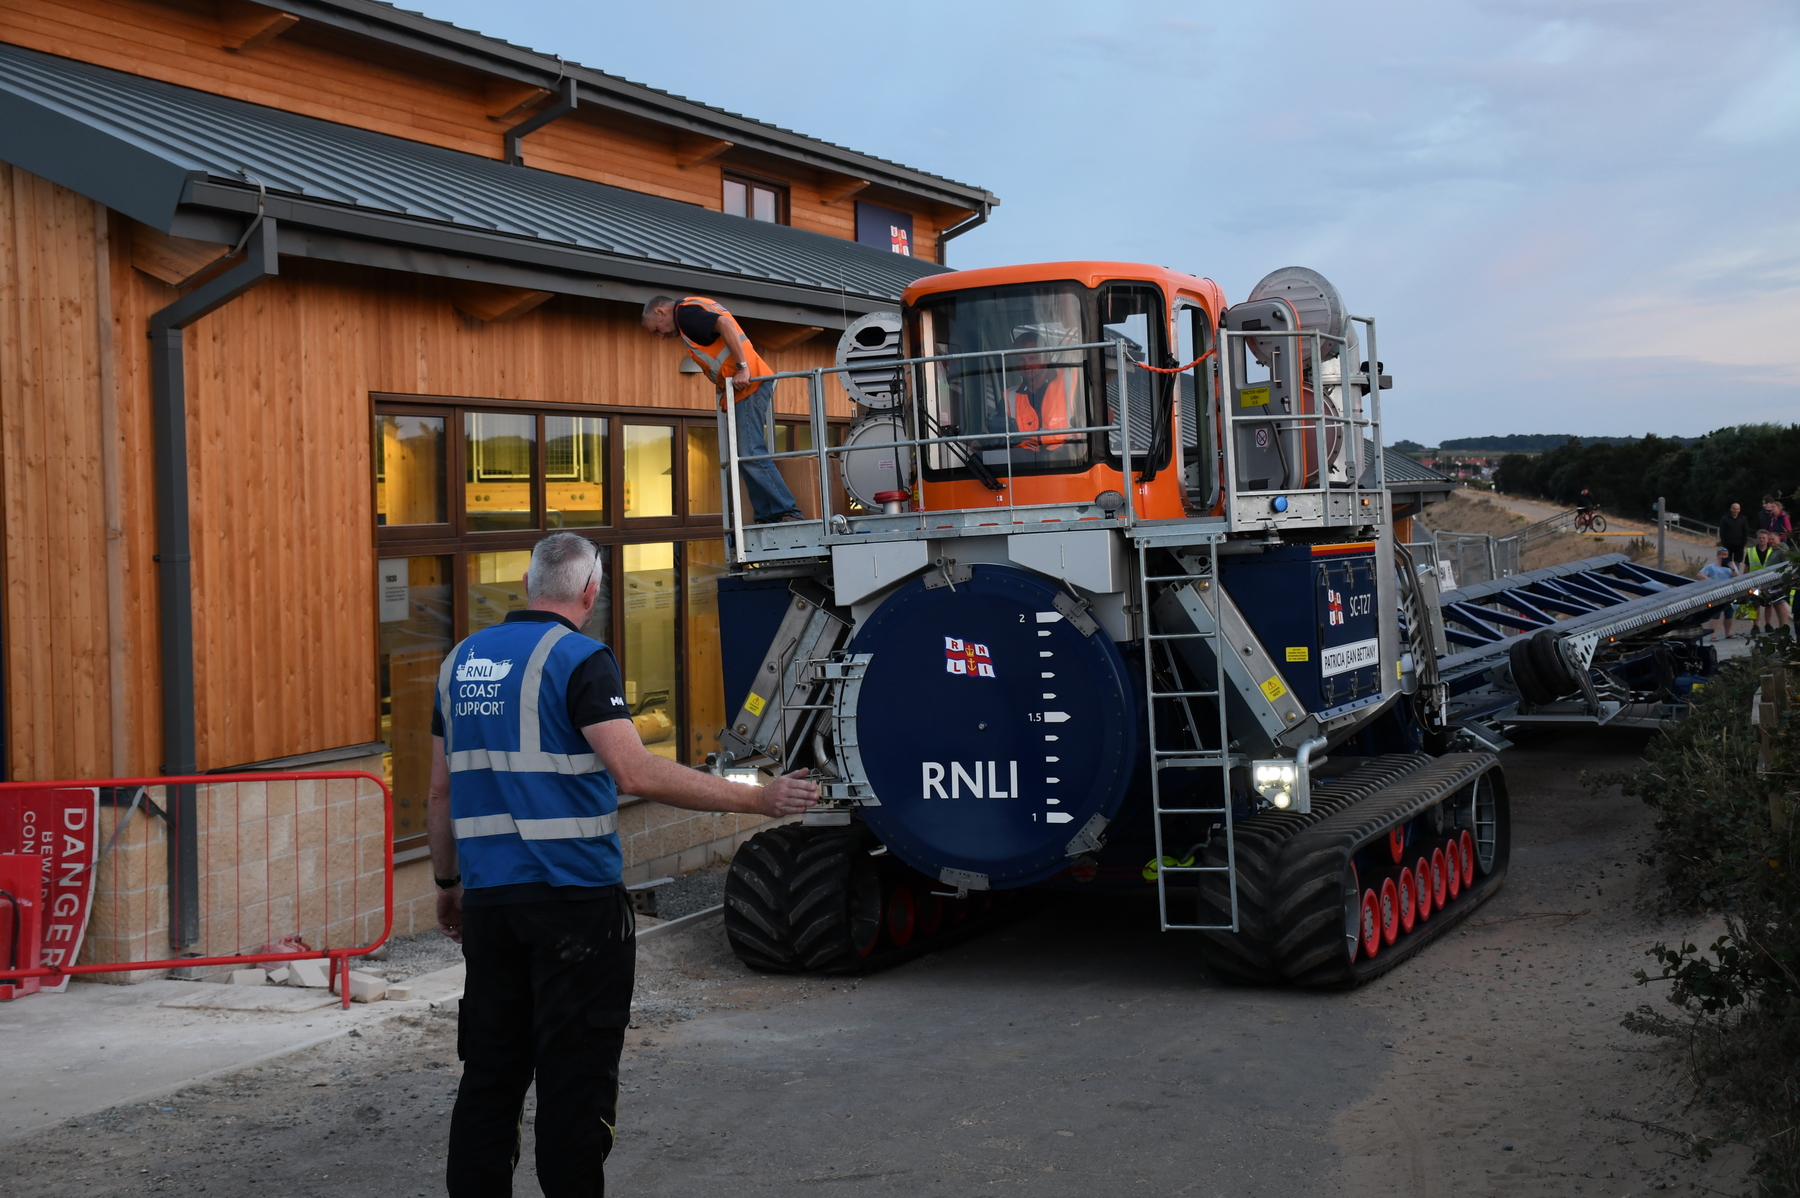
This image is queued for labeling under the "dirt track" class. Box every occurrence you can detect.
[2,733,1754,1197]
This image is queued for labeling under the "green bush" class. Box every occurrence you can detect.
[1618,618,1800,1194]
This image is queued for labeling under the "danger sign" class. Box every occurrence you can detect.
[0,788,99,992]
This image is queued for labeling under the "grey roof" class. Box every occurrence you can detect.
[0,42,947,312]
[1381,446,1456,489]
[273,0,996,212]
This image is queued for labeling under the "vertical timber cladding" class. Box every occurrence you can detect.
[0,165,116,781]
[123,254,844,771]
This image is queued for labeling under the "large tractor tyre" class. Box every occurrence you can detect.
[723,825,809,972]
[1196,824,1287,984]
[1271,755,1510,989]
[1198,755,1432,986]
[1507,638,1554,707]
[786,830,885,973]
[1526,629,1579,697]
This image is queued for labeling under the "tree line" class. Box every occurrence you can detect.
[1492,424,1800,520]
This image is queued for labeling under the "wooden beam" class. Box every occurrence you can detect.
[820,174,871,205]
[451,282,554,323]
[486,80,553,123]
[129,221,232,287]
[675,134,734,169]
[218,1,299,52]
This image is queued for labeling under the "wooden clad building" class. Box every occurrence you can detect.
[0,0,996,958]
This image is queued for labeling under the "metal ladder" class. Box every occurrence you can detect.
[1136,539,1239,931]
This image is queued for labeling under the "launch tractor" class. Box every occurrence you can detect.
[708,261,1508,988]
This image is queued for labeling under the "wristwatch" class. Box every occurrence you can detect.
[434,874,462,890]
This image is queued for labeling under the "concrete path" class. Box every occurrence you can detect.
[0,964,464,1143]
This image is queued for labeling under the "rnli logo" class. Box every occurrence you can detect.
[1327,588,1344,627]
[455,655,514,682]
[944,637,995,678]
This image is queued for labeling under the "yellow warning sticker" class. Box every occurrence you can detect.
[1286,646,1309,662]
[1396,661,1404,679]
[1238,384,1271,409]
[744,692,766,716]
[1259,676,1287,702]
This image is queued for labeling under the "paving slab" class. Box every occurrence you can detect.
[0,962,466,1143]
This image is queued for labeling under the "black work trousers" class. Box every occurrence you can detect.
[447,889,635,1198]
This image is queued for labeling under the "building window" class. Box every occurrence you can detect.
[723,173,786,224]
[373,399,742,849]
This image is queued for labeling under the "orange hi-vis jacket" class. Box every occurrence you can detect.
[677,296,772,402]
[1013,371,1077,450]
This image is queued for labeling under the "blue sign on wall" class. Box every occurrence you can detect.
[855,201,915,257]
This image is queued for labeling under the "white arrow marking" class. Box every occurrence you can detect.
[1043,712,1070,723]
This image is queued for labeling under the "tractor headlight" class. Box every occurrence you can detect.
[1252,760,1299,810]
[722,768,762,786]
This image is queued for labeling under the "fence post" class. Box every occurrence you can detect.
[1760,669,1787,832]
[1656,496,1666,569]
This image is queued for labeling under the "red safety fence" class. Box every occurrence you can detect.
[0,771,393,1009]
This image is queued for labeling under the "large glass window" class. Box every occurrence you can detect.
[467,551,532,634]
[465,412,536,532]
[684,539,727,761]
[376,414,447,526]
[621,542,679,760]
[375,399,847,837]
[916,283,1092,478]
[546,415,607,528]
[378,555,452,840]
[686,425,721,516]
[623,424,675,519]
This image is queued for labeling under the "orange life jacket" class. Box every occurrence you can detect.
[1014,372,1076,450]
[677,296,773,400]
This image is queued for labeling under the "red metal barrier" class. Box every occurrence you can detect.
[0,772,393,1009]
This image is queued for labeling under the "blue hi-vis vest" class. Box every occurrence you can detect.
[436,620,622,891]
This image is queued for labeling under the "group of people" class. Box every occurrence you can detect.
[1702,495,1794,639]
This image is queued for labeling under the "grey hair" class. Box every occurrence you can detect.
[528,533,602,603]
[642,295,676,321]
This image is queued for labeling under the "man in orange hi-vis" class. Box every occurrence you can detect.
[641,295,803,523]
[1010,328,1079,452]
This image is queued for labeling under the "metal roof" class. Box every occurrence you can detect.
[272,0,997,212]
[0,42,947,313]
[1381,447,1456,489]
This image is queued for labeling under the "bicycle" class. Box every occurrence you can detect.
[1573,508,1607,534]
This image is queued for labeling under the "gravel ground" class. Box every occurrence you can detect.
[2,734,1756,1196]
[646,864,727,923]
[363,928,464,981]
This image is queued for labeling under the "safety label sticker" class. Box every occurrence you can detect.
[1259,676,1287,702]
[1321,637,1380,678]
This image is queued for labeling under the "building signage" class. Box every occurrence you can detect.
[855,201,915,256]
[0,788,99,992]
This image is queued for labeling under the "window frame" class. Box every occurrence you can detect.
[721,170,790,225]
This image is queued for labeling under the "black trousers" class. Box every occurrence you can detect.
[447,889,635,1198]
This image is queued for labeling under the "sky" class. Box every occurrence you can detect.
[416,0,1799,445]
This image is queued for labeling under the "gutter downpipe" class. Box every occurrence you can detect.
[935,202,991,265]
[148,216,279,949]
[506,76,578,166]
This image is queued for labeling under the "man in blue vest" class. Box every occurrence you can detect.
[426,532,816,1197]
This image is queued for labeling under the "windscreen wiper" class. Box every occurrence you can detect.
[922,411,1004,491]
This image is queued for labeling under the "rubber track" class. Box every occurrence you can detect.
[1197,755,1433,984]
[723,825,809,972]
[788,828,879,972]
[1272,753,1508,988]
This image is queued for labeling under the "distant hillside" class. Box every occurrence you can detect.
[1438,434,1701,452]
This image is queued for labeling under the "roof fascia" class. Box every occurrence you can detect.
[0,84,200,229]
[276,0,998,212]
[180,181,905,317]
[267,223,860,329]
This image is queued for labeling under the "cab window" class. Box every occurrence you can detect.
[914,283,1092,480]
[1099,284,1171,476]
[1175,304,1218,510]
